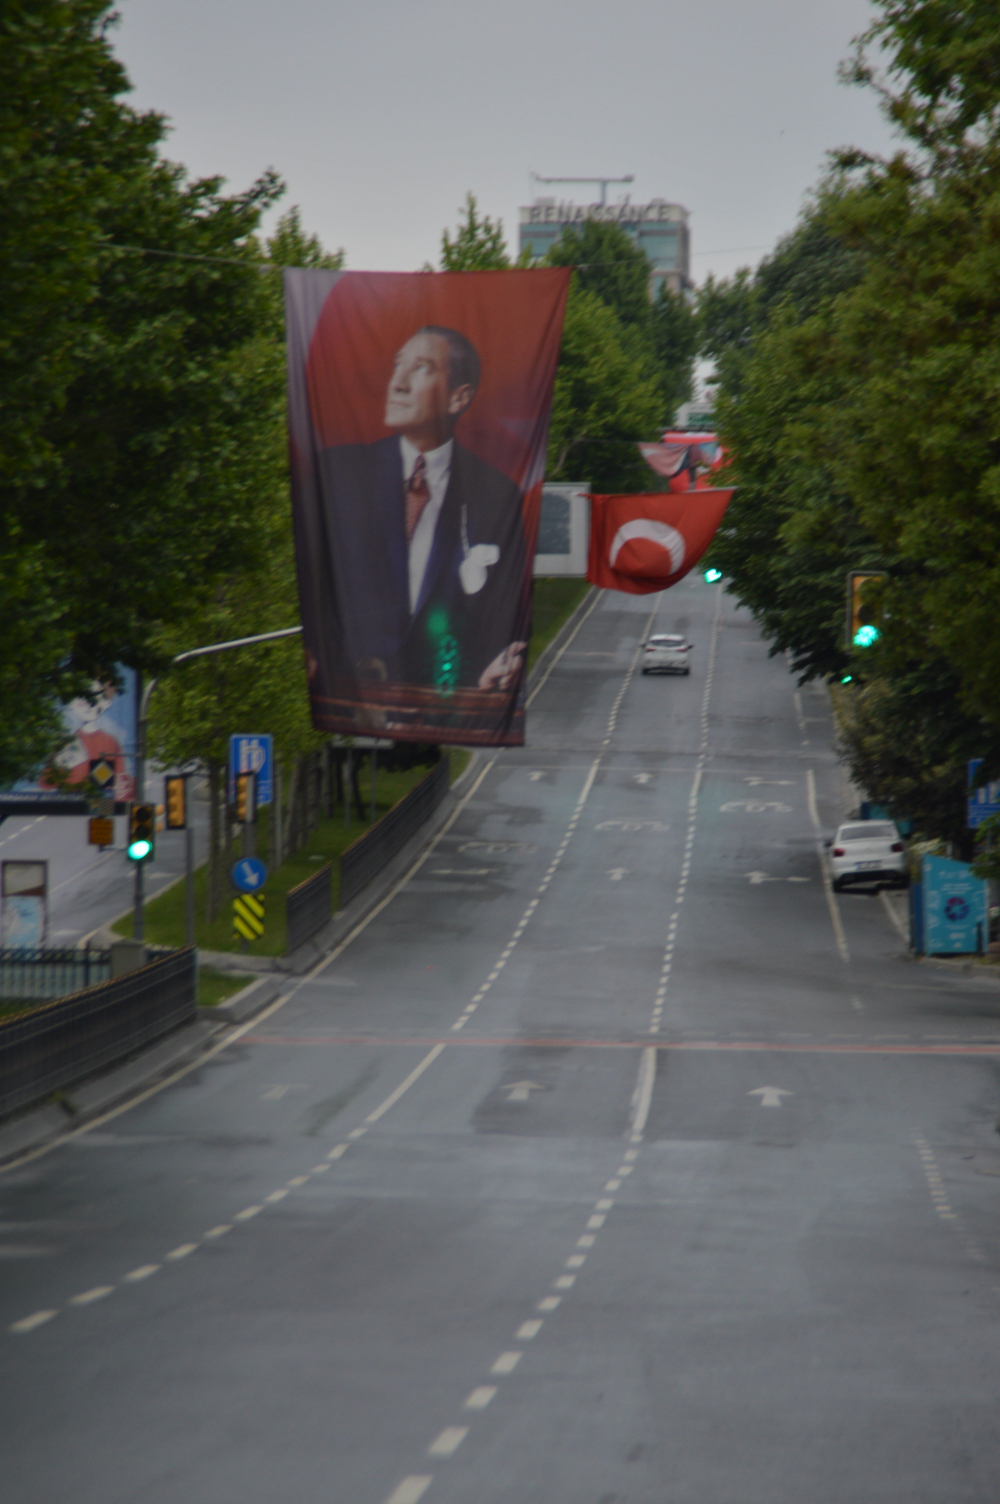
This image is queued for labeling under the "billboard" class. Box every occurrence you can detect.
[587,490,734,595]
[9,670,137,805]
[284,268,571,746]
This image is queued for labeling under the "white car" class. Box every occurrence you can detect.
[641,633,692,675]
[827,820,907,891]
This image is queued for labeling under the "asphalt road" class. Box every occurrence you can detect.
[4,581,1000,1504]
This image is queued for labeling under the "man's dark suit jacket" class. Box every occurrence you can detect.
[313,436,527,689]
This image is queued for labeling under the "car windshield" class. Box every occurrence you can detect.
[838,823,895,841]
[650,635,685,645]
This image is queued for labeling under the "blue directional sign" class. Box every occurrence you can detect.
[967,759,1000,830]
[229,735,273,807]
[231,856,268,893]
[922,854,988,955]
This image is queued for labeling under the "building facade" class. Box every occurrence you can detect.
[519,197,691,297]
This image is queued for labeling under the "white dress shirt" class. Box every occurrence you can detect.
[401,436,453,613]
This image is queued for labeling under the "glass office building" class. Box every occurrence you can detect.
[518,197,690,297]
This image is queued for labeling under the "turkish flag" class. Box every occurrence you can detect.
[587,489,733,595]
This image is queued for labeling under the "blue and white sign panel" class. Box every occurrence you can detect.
[229,735,273,807]
[922,854,988,955]
[231,857,268,893]
[967,759,1000,830]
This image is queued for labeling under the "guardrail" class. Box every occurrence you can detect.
[0,947,197,1122]
[339,755,448,910]
[286,864,333,954]
[0,946,111,1001]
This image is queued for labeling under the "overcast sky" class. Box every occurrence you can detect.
[111,0,898,288]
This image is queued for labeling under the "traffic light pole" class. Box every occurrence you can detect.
[133,670,146,942]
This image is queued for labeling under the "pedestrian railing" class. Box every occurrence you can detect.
[0,947,197,1122]
[0,946,112,1001]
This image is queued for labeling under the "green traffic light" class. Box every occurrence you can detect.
[704,568,722,583]
[853,624,879,648]
[127,838,152,861]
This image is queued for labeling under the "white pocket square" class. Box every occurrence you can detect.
[459,544,500,595]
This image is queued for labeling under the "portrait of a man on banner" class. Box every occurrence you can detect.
[284,268,570,747]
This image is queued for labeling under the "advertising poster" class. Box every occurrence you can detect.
[10,670,137,804]
[284,268,571,746]
[587,489,734,595]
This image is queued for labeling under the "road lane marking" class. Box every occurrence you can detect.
[577,1233,596,1248]
[595,1198,614,1211]
[70,1286,114,1305]
[428,1427,468,1457]
[266,1190,289,1202]
[10,1310,57,1333]
[526,587,600,706]
[630,1045,657,1141]
[464,1386,497,1409]
[124,1265,160,1281]
[327,1144,348,1158]
[537,1296,561,1312]
[384,1478,433,1504]
[287,1175,309,1186]
[365,1043,446,1124]
[586,1214,606,1230]
[205,1225,231,1238]
[516,1320,543,1339]
[312,1162,331,1172]
[235,1206,262,1221]
[566,1254,586,1268]
[555,1275,576,1288]
[490,1351,522,1374]
[748,1087,792,1108]
[806,767,850,963]
[165,1243,198,1260]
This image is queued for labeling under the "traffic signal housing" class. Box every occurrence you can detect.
[164,775,187,830]
[127,803,156,862]
[234,771,256,825]
[846,571,885,650]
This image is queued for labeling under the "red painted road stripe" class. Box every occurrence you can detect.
[243,1033,1000,1056]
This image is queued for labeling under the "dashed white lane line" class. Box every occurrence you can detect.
[554,1275,576,1289]
[806,766,850,964]
[287,1175,309,1186]
[516,1319,543,1340]
[328,1143,348,1159]
[266,1190,289,1203]
[384,1477,433,1504]
[70,1286,114,1305]
[235,1205,263,1221]
[586,1214,606,1230]
[565,1253,586,1269]
[165,1243,198,1261]
[427,1427,468,1457]
[205,1224,231,1239]
[124,1265,160,1282]
[464,1386,497,1410]
[10,1310,57,1333]
[537,1296,561,1312]
[490,1351,522,1375]
[364,1043,446,1124]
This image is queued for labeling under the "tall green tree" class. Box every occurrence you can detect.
[440,194,512,270]
[0,0,284,785]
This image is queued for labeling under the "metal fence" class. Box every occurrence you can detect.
[339,755,449,910]
[0,948,197,1122]
[0,946,112,1001]
[286,864,333,955]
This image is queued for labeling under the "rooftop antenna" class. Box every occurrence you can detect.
[530,173,635,208]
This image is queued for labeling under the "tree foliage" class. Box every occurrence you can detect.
[704,0,1000,848]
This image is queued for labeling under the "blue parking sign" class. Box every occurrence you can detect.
[968,759,1000,829]
[229,735,273,807]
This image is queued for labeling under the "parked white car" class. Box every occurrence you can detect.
[827,821,907,891]
[641,633,692,675]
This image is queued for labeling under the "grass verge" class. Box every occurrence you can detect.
[528,578,592,671]
[198,967,256,1008]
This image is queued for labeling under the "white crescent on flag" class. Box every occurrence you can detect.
[608,518,686,574]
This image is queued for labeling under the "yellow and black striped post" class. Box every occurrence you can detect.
[233,892,265,942]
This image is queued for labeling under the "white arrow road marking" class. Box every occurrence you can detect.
[607,868,629,882]
[633,773,653,784]
[504,1081,543,1102]
[748,1086,793,1108]
[528,771,544,781]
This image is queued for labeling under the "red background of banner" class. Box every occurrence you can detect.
[304,269,570,491]
[587,489,733,594]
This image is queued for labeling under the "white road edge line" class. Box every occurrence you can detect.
[526,588,602,707]
[880,888,909,942]
[806,767,850,964]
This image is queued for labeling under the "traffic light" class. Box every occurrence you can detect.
[704,567,723,583]
[127,803,156,862]
[234,771,256,825]
[846,571,884,649]
[164,775,187,830]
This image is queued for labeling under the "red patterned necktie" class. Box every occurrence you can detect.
[405,454,431,542]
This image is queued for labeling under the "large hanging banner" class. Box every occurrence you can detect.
[587,489,734,594]
[284,268,571,746]
[638,431,726,491]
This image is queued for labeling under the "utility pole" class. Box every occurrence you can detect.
[133,670,145,941]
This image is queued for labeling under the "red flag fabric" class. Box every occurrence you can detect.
[587,489,733,595]
[639,431,728,492]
